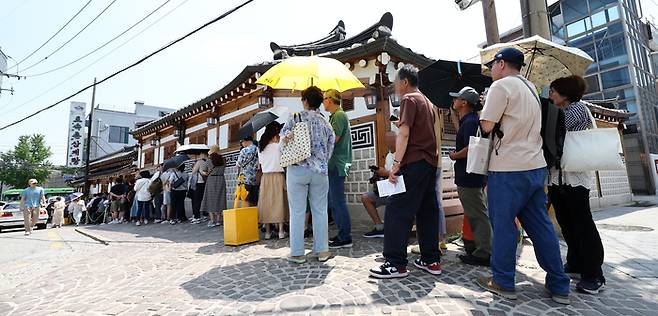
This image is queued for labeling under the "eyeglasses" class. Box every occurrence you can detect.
[486,60,501,70]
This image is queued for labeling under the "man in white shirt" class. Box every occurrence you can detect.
[476,47,570,305]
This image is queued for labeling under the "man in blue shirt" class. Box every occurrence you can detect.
[19,179,46,236]
[448,87,492,267]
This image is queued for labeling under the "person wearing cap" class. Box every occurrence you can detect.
[237,135,259,207]
[323,89,354,249]
[477,47,570,304]
[19,179,46,236]
[448,87,492,267]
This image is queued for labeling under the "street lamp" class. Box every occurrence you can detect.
[455,0,481,10]
[207,117,218,126]
[387,85,400,107]
[364,87,379,110]
[150,138,159,146]
[258,90,273,109]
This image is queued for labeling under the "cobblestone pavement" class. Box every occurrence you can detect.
[1,202,658,316]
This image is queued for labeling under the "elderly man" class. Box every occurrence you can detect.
[477,47,570,305]
[369,64,442,279]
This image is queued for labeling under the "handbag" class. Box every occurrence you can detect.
[561,108,624,171]
[172,173,186,189]
[466,126,492,175]
[280,113,312,168]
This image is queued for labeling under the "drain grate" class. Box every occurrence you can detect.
[598,224,654,232]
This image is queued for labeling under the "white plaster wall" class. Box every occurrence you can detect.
[219,103,259,122]
[207,128,218,146]
[187,123,206,134]
[219,124,229,149]
[159,147,165,164]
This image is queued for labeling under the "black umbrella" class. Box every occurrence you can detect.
[419,60,492,108]
[239,111,279,139]
[162,154,189,171]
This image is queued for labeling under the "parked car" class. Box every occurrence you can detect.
[0,202,48,232]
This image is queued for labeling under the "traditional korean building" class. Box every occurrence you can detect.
[131,12,634,232]
[69,145,138,194]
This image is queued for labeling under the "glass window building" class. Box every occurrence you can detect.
[550,0,658,193]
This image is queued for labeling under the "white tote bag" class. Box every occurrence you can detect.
[280,113,312,168]
[466,127,492,175]
[561,108,624,171]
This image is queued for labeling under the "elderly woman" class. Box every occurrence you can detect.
[548,75,605,295]
[200,145,227,228]
[281,86,335,264]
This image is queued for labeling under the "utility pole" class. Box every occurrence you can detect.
[83,78,97,199]
[520,0,551,39]
[482,0,501,45]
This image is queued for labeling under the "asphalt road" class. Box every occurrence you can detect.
[0,225,105,291]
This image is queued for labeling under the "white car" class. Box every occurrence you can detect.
[0,202,48,232]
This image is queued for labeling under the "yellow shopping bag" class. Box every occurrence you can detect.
[224,176,259,246]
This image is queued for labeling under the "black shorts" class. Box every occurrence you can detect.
[245,184,259,204]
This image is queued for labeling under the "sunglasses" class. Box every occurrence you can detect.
[486,60,501,70]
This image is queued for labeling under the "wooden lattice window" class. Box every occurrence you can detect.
[342,98,354,112]
[144,149,154,166]
[189,133,207,145]
[163,142,176,160]
[229,122,240,144]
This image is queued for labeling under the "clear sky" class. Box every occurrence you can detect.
[1,0,633,166]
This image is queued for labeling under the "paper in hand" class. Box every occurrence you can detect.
[377,176,407,197]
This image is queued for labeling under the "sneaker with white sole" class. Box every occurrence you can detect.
[287,255,306,264]
[278,231,287,239]
[161,220,169,224]
[154,219,162,224]
[169,220,177,225]
[143,219,148,225]
[369,262,409,279]
[576,278,606,295]
[413,259,442,275]
[136,221,141,226]
[264,232,271,240]
[318,251,331,262]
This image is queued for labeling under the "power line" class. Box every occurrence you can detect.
[9,0,94,71]
[19,0,119,74]
[0,0,255,131]
[1,0,192,116]
[24,0,172,77]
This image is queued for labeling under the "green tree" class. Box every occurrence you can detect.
[0,134,53,188]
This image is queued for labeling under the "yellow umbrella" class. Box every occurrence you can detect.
[256,56,364,92]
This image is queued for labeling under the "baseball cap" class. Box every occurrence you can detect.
[485,47,526,68]
[449,87,480,106]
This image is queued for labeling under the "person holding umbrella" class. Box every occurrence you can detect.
[258,122,288,239]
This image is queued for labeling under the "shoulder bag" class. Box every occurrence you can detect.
[561,106,624,171]
[280,113,312,168]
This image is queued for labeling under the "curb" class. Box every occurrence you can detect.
[75,228,111,246]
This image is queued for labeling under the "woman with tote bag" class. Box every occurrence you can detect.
[547,75,605,295]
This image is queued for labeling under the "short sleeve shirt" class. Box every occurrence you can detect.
[237,144,258,185]
[21,187,44,208]
[329,108,353,177]
[480,76,546,171]
[110,183,128,199]
[454,112,487,188]
[398,92,438,168]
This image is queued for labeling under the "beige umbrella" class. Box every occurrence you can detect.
[480,35,594,89]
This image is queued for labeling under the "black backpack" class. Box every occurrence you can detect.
[540,97,567,170]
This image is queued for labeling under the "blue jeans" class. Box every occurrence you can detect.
[328,168,351,242]
[286,166,329,256]
[488,168,570,295]
[137,201,151,219]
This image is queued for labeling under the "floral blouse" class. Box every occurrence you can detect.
[237,144,259,185]
[280,110,335,175]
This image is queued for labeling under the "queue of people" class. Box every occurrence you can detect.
[20,47,605,304]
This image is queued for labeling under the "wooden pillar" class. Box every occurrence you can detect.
[374,72,391,167]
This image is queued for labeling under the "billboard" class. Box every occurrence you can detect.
[67,102,87,167]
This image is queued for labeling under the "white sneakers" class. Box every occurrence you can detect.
[136,221,141,226]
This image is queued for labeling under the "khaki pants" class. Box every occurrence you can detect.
[23,207,40,233]
[457,186,492,259]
